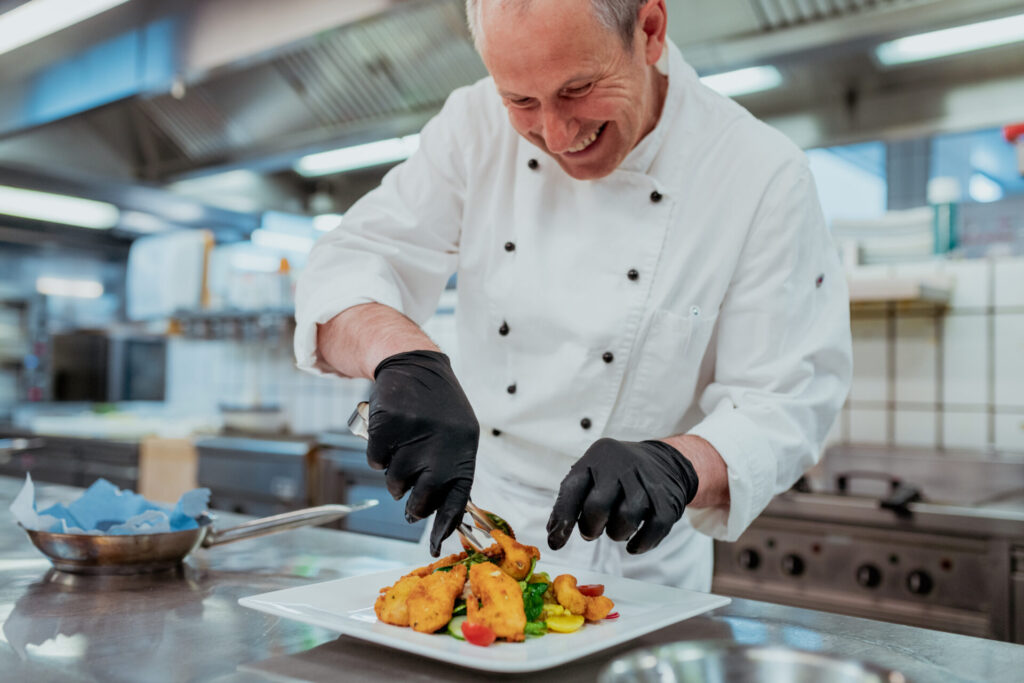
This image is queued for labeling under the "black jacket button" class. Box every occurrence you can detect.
[528,159,539,170]
[602,352,614,363]
[505,241,516,252]
[627,269,639,281]
[492,428,501,437]
[580,417,592,429]
[499,322,509,336]
[650,190,663,203]
[507,384,517,394]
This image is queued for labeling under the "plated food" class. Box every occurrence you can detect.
[374,529,617,646]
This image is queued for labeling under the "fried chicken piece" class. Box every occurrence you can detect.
[406,552,466,578]
[408,564,468,633]
[584,594,615,621]
[404,544,502,578]
[374,575,422,626]
[553,574,587,615]
[553,574,616,621]
[467,562,526,641]
[490,528,540,581]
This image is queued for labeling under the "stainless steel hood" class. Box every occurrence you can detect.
[0,0,1022,192]
[132,0,485,179]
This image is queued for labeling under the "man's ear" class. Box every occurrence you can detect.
[638,0,668,66]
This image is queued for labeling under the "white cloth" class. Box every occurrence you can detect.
[295,40,853,591]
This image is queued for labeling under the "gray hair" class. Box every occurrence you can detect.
[465,0,649,49]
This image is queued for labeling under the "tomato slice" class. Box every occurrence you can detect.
[604,612,620,620]
[577,584,604,597]
[461,621,497,647]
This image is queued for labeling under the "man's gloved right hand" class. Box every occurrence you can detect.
[367,350,478,557]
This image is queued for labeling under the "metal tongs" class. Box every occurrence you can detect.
[347,401,513,554]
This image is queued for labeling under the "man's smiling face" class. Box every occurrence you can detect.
[478,0,667,181]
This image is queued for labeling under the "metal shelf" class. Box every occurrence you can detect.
[171,308,295,341]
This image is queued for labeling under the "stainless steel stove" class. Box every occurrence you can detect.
[712,445,1024,644]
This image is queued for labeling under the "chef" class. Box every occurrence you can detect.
[294,0,852,591]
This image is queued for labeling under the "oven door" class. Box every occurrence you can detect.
[50,332,165,402]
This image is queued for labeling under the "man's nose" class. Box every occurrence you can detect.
[541,107,579,154]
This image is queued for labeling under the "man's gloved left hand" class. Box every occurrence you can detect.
[546,438,699,554]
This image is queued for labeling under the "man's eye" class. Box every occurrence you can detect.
[508,97,533,108]
[565,83,593,96]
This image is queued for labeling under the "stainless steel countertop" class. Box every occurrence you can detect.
[2,476,1022,683]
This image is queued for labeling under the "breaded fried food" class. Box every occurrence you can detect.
[374,575,422,626]
[408,564,468,633]
[553,574,616,621]
[584,594,615,621]
[404,544,502,578]
[490,528,540,580]
[467,562,527,641]
[406,552,467,578]
[553,574,587,615]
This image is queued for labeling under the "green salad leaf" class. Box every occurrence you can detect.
[524,621,547,637]
[522,582,548,622]
[523,558,538,582]
[485,512,513,537]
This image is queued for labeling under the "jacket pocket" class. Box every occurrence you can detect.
[619,307,717,436]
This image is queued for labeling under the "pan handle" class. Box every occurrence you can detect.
[201,500,379,547]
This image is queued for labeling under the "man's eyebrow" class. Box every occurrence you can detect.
[498,74,597,99]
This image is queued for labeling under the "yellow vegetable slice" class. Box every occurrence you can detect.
[545,614,585,633]
[541,604,570,619]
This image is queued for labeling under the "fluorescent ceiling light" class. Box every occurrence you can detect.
[250,228,314,253]
[876,12,1024,66]
[295,135,421,177]
[700,66,782,97]
[0,185,119,229]
[313,214,344,232]
[968,173,1003,203]
[0,0,132,57]
[36,277,104,299]
[119,211,169,234]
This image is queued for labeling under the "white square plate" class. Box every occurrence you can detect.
[239,564,730,674]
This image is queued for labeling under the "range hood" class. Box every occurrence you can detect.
[0,0,1023,189]
[0,0,485,184]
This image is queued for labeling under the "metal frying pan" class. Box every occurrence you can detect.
[21,501,378,575]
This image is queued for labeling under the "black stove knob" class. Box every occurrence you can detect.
[856,563,882,588]
[781,554,805,577]
[737,548,760,570]
[906,570,934,595]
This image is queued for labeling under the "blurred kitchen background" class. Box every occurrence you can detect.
[1,0,1023,644]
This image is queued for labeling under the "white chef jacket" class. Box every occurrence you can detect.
[294,40,853,591]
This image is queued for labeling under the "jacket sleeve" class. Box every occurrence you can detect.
[685,159,853,541]
[293,87,473,377]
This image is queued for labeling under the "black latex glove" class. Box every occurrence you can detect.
[546,438,699,554]
[368,350,478,556]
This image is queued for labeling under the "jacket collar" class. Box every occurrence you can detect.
[616,38,689,175]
